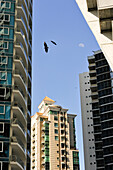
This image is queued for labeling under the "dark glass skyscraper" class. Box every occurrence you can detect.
[88,51,113,170]
[0,0,32,169]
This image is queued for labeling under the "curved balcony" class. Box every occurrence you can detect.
[11,118,26,142]
[13,72,27,96]
[12,85,27,109]
[14,42,28,67]
[14,56,27,79]
[11,136,26,159]
[10,155,24,170]
[12,102,27,127]
[16,18,28,41]
[15,29,28,54]
[16,4,28,28]
[16,0,29,17]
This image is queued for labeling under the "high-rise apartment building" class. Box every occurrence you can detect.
[0,0,32,169]
[80,50,113,170]
[76,0,113,71]
[79,72,96,170]
[31,96,79,170]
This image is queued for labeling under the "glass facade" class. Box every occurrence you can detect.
[0,0,15,168]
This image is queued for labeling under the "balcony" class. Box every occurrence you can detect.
[12,102,27,127]
[14,42,28,67]
[15,29,28,54]
[10,155,24,170]
[16,4,28,30]
[14,56,27,78]
[12,85,27,109]
[13,69,27,92]
[16,0,29,17]
[86,0,97,11]
[11,136,26,158]
[11,118,26,142]
[16,18,28,41]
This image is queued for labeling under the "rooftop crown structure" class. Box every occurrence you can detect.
[76,0,113,71]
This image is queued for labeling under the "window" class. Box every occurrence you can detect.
[0,105,5,114]
[0,88,6,97]
[54,123,58,127]
[55,129,58,134]
[55,136,58,141]
[0,123,4,133]
[4,15,10,22]
[0,72,7,80]
[0,142,3,152]
[0,41,8,49]
[0,162,2,170]
[0,28,9,35]
[54,116,58,121]
[0,56,8,64]
[1,2,11,9]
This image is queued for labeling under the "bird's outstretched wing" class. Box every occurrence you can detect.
[51,41,57,45]
[44,42,49,53]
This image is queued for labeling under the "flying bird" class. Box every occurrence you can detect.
[51,41,57,45]
[44,42,49,53]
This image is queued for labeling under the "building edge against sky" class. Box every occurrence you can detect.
[0,0,32,169]
[31,96,79,170]
[76,0,113,71]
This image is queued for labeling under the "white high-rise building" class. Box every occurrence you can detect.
[79,72,96,170]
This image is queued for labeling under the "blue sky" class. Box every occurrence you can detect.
[32,0,100,169]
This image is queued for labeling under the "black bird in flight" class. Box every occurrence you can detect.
[44,42,49,53]
[51,40,57,45]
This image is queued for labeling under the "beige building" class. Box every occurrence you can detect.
[31,96,79,170]
[76,0,113,71]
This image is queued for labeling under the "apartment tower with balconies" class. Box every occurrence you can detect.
[0,0,32,169]
[31,96,79,170]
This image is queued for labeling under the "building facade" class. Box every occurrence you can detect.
[79,72,96,170]
[76,0,113,71]
[80,50,113,170]
[31,96,79,170]
[0,0,32,169]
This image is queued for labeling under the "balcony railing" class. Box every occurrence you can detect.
[13,69,26,86]
[11,118,26,135]
[11,136,25,152]
[12,101,26,119]
[14,56,27,76]
[10,155,24,169]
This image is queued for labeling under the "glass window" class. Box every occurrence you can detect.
[0,72,7,80]
[54,116,58,121]
[4,42,8,49]
[0,123,4,133]
[0,88,6,97]
[54,123,58,127]
[0,142,3,152]
[55,136,58,141]
[4,15,10,21]
[55,129,58,134]
[0,162,2,170]
[6,2,10,8]
[0,105,4,114]
[0,56,7,64]
[4,28,9,35]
